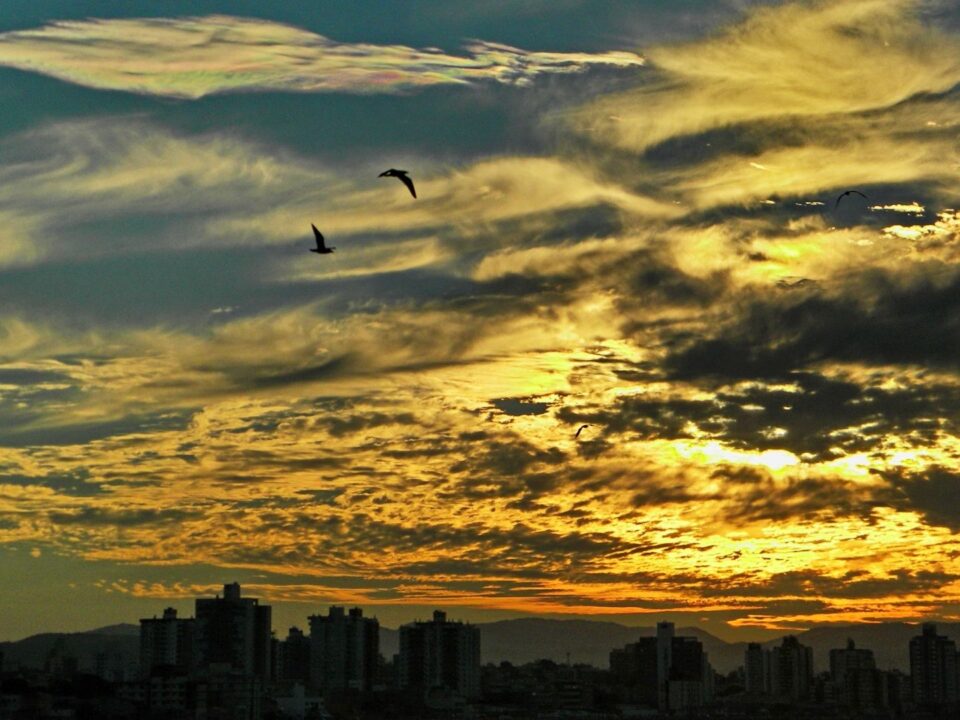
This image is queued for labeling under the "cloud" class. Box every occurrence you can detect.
[4,0,960,637]
[0,119,675,273]
[48,506,202,527]
[574,0,960,153]
[664,270,960,380]
[0,470,105,497]
[0,16,644,99]
[882,466,960,532]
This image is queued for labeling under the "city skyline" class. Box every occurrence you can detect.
[8,587,960,678]
[2,0,960,645]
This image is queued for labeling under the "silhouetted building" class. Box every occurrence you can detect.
[203,666,263,720]
[769,635,813,702]
[830,638,875,680]
[137,666,198,717]
[280,626,311,684]
[656,621,673,710]
[830,639,886,712]
[611,624,713,711]
[886,669,909,716]
[744,642,768,695]
[194,582,272,682]
[665,633,713,712]
[610,637,658,706]
[910,622,959,706]
[308,606,378,693]
[139,607,195,677]
[398,610,481,703]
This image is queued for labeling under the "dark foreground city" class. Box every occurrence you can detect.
[2,583,960,720]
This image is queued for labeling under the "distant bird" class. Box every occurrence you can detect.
[379,168,417,198]
[309,224,334,254]
[835,189,868,208]
[574,424,590,439]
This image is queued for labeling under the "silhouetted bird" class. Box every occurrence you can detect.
[835,189,868,208]
[379,169,417,198]
[575,424,590,439]
[309,224,334,254]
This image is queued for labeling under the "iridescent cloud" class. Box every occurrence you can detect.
[0,15,645,98]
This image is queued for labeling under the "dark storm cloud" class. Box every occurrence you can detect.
[712,466,895,524]
[714,376,955,458]
[615,251,728,321]
[566,369,960,462]
[666,271,960,380]
[881,467,960,532]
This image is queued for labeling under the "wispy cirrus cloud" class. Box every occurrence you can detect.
[575,0,960,154]
[0,15,645,99]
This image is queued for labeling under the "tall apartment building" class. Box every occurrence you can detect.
[910,623,959,706]
[279,626,311,684]
[139,607,195,677]
[308,606,379,693]
[656,622,673,711]
[398,610,481,702]
[611,623,713,712]
[744,642,768,695]
[194,582,272,682]
[664,630,713,712]
[769,636,813,702]
[830,639,886,712]
[610,637,658,706]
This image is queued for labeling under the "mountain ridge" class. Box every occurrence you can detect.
[5,618,957,676]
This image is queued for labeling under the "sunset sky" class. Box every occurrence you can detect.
[1,0,960,642]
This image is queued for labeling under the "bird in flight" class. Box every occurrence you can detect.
[309,224,335,254]
[379,169,417,198]
[574,424,590,439]
[835,189,868,208]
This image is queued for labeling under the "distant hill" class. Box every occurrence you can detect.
[378,619,746,674]
[6,618,956,678]
[455,619,747,674]
[87,624,139,637]
[788,622,960,673]
[384,618,960,675]
[0,626,139,674]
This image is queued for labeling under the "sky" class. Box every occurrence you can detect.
[0,0,959,643]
